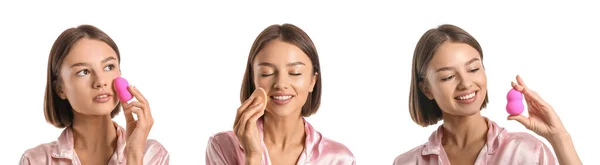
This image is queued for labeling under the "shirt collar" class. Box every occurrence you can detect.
[421,117,506,155]
[238,117,324,162]
[51,121,126,163]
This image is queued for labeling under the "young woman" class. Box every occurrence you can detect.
[20,25,169,165]
[394,24,582,165]
[206,23,355,165]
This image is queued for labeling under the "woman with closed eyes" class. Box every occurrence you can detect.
[206,23,355,165]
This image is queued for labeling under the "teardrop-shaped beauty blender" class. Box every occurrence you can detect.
[506,89,524,115]
[114,77,133,103]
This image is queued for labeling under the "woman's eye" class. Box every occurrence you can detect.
[76,69,89,76]
[469,68,480,73]
[260,73,274,77]
[104,64,115,71]
[441,75,454,81]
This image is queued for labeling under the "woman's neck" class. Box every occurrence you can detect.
[71,112,117,152]
[441,112,488,148]
[262,113,306,151]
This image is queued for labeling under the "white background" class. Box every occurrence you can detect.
[1,1,598,164]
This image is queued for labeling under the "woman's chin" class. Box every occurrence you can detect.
[265,108,298,118]
[443,108,481,117]
[73,107,115,116]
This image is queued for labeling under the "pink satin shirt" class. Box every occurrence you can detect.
[20,122,169,165]
[206,118,356,165]
[394,118,558,165]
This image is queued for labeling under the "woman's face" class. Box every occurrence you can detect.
[421,42,487,117]
[252,39,317,118]
[56,38,121,116]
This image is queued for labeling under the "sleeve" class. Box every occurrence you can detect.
[151,150,169,165]
[19,153,31,165]
[206,136,228,165]
[538,141,559,165]
[143,139,170,165]
[393,146,422,165]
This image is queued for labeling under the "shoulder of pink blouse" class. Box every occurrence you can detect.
[142,139,170,165]
[20,142,58,165]
[500,132,558,164]
[318,137,356,162]
[393,144,426,165]
[504,131,545,145]
[206,131,242,165]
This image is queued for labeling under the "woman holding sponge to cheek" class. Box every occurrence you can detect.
[205,23,355,165]
[20,25,169,165]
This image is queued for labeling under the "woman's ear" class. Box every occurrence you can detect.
[54,80,67,100]
[419,81,434,100]
[309,72,318,92]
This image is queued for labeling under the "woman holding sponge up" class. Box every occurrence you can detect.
[393,24,582,165]
[508,75,583,165]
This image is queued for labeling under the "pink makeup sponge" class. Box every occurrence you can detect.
[506,89,524,115]
[114,77,132,102]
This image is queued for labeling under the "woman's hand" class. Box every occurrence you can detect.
[233,88,267,165]
[121,86,154,165]
[507,75,568,140]
[508,75,582,165]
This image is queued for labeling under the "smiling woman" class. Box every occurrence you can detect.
[393,24,582,165]
[205,23,356,165]
[19,25,169,165]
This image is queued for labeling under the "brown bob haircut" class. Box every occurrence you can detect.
[409,24,489,127]
[240,23,322,117]
[45,25,121,128]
